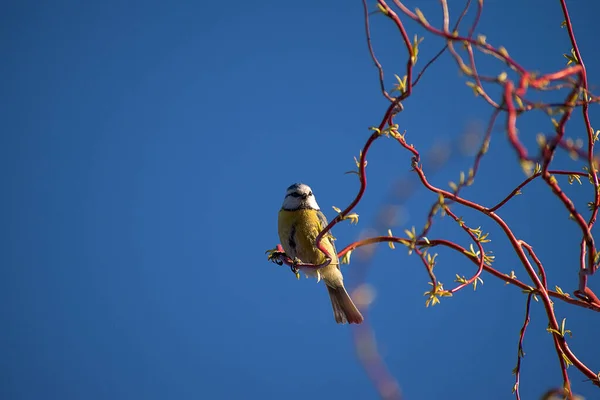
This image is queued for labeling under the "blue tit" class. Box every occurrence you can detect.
[278,183,364,324]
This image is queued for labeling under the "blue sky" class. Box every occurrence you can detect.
[2,0,600,399]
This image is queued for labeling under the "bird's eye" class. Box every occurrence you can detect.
[308,191,313,196]
[291,192,301,198]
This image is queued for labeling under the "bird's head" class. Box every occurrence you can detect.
[282,183,320,210]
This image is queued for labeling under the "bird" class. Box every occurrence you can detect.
[277,183,364,324]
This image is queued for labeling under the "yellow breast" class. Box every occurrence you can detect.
[278,209,338,265]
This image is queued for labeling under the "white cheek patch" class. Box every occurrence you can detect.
[282,197,302,210]
[307,197,320,210]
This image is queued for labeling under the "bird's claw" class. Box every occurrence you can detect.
[266,249,286,266]
[291,266,301,280]
[266,249,302,280]
[291,257,303,280]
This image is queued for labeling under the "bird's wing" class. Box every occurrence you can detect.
[317,210,339,265]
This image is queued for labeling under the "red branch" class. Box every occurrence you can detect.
[266,0,600,397]
[513,293,533,400]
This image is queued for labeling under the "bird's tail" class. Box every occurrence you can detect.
[326,285,364,324]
